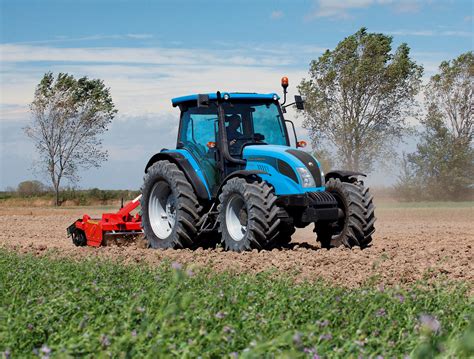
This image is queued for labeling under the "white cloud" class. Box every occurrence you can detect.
[391,0,421,13]
[0,42,321,119]
[7,33,154,45]
[307,0,388,20]
[270,10,284,20]
[383,29,472,37]
[306,0,425,20]
[0,44,294,67]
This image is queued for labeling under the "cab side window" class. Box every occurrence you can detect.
[179,107,218,156]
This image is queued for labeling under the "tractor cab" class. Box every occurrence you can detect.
[174,93,289,187]
[172,88,306,194]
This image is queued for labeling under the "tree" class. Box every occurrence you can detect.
[399,53,474,201]
[426,52,473,141]
[299,28,423,173]
[25,72,116,206]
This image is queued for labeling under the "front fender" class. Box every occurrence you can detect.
[215,170,268,197]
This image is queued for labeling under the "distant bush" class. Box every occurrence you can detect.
[17,180,47,197]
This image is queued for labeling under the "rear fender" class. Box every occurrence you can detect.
[145,151,211,200]
[325,170,366,183]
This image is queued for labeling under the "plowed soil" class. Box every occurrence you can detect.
[1,203,472,288]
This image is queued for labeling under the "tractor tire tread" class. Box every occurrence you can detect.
[141,160,201,249]
[316,177,376,249]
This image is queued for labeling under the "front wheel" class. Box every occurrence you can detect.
[218,178,282,252]
[315,178,376,249]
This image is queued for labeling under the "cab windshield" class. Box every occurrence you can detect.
[222,101,289,155]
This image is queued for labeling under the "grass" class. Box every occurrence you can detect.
[0,250,472,358]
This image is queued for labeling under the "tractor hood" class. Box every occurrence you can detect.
[243,145,325,192]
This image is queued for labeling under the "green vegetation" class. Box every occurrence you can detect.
[0,188,140,206]
[0,251,472,358]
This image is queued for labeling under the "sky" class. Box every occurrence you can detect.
[0,0,473,190]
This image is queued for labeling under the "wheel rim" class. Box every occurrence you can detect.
[148,181,176,239]
[225,193,247,241]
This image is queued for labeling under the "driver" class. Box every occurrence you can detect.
[225,114,244,145]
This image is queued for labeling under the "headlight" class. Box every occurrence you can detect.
[296,167,316,188]
[320,168,325,186]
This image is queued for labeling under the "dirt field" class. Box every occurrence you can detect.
[1,203,472,288]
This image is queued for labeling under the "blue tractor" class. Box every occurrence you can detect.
[140,78,376,251]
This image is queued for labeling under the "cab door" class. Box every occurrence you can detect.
[178,106,219,192]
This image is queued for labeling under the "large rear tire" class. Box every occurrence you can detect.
[141,160,201,249]
[315,178,375,249]
[218,178,283,252]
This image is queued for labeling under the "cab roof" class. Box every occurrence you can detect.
[171,92,280,107]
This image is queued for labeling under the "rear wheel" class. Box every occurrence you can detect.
[141,160,201,249]
[71,229,87,247]
[315,178,376,249]
[218,178,282,252]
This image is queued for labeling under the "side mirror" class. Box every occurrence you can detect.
[294,95,305,110]
[197,94,210,108]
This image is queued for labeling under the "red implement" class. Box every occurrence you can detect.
[67,195,143,247]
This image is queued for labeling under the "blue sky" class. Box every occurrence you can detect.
[1,0,473,190]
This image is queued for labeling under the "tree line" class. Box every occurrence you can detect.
[1,180,139,206]
[299,28,473,201]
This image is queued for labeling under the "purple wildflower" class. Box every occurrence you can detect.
[223,326,233,334]
[304,347,319,358]
[27,323,34,330]
[100,334,111,347]
[3,350,10,359]
[171,262,182,270]
[419,314,441,334]
[319,333,333,340]
[395,294,405,303]
[131,329,137,337]
[293,332,302,345]
[215,311,226,319]
[376,308,387,317]
[316,319,329,327]
[40,345,51,359]
[378,283,385,292]
[230,352,238,358]
[186,268,194,277]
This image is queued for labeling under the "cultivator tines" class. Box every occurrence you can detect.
[67,195,143,247]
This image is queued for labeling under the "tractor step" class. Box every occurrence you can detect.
[67,195,143,247]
